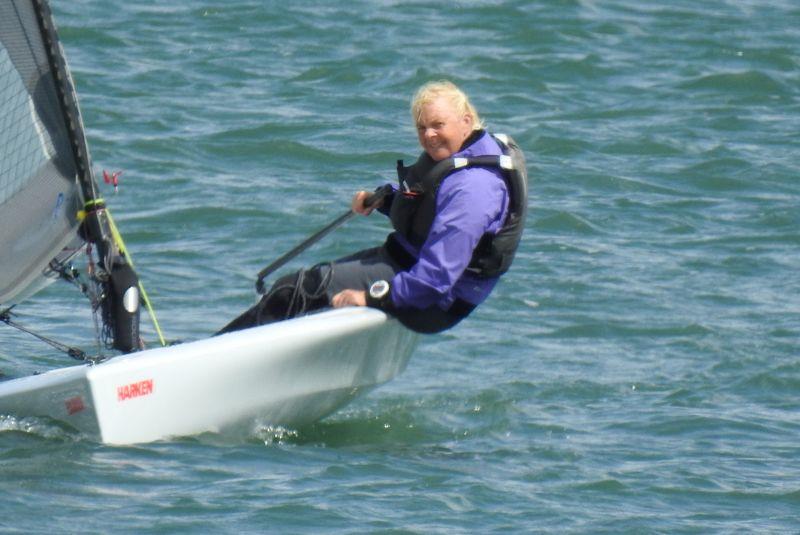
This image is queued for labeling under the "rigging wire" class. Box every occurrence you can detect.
[50,246,107,354]
[0,306,105,364]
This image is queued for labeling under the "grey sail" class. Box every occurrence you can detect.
[0,0,89,304]
[0,0,141,352]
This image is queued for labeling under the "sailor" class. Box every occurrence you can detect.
[219,80,526,334]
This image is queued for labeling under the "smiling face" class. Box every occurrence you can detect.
[415,96,475,161]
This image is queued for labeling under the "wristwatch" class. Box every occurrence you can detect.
[367,280,391,309]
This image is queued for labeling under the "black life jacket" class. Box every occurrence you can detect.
[389,133,528,278]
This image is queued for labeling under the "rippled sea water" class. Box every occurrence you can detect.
[1,1,799,532]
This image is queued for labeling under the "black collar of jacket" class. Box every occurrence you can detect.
[458,129,485,153]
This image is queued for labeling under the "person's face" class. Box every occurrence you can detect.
[416,97,474,161]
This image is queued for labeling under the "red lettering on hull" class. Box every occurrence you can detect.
[117,379,154,402]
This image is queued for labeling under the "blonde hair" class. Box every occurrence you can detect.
[411,80,484,130]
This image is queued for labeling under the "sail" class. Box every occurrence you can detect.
[0,0,141,353]
[0,0,91,304]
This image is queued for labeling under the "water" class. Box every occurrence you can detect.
[1,0,799,532]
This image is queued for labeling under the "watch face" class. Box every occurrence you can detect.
[370,280,389,299]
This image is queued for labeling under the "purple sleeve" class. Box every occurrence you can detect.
[390,168,508,309]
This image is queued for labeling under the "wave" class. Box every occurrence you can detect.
[679,70,792,99]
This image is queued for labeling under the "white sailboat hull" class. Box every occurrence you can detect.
[0,308,418,444]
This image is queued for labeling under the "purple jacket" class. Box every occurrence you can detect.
[386,131,509,310]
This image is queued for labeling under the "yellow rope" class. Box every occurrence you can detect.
[80,199,167,347]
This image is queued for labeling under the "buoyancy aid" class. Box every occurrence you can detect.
[389,132,528,278]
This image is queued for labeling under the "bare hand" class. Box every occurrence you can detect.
[351,190,380,215]
[331,289,367,308]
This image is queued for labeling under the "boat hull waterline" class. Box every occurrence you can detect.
[0,308,418,444]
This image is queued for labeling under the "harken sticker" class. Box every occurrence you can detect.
[117,379,154,402]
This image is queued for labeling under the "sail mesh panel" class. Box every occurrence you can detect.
[0,1,83,304]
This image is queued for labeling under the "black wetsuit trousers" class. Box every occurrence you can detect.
[216,245,474,335]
